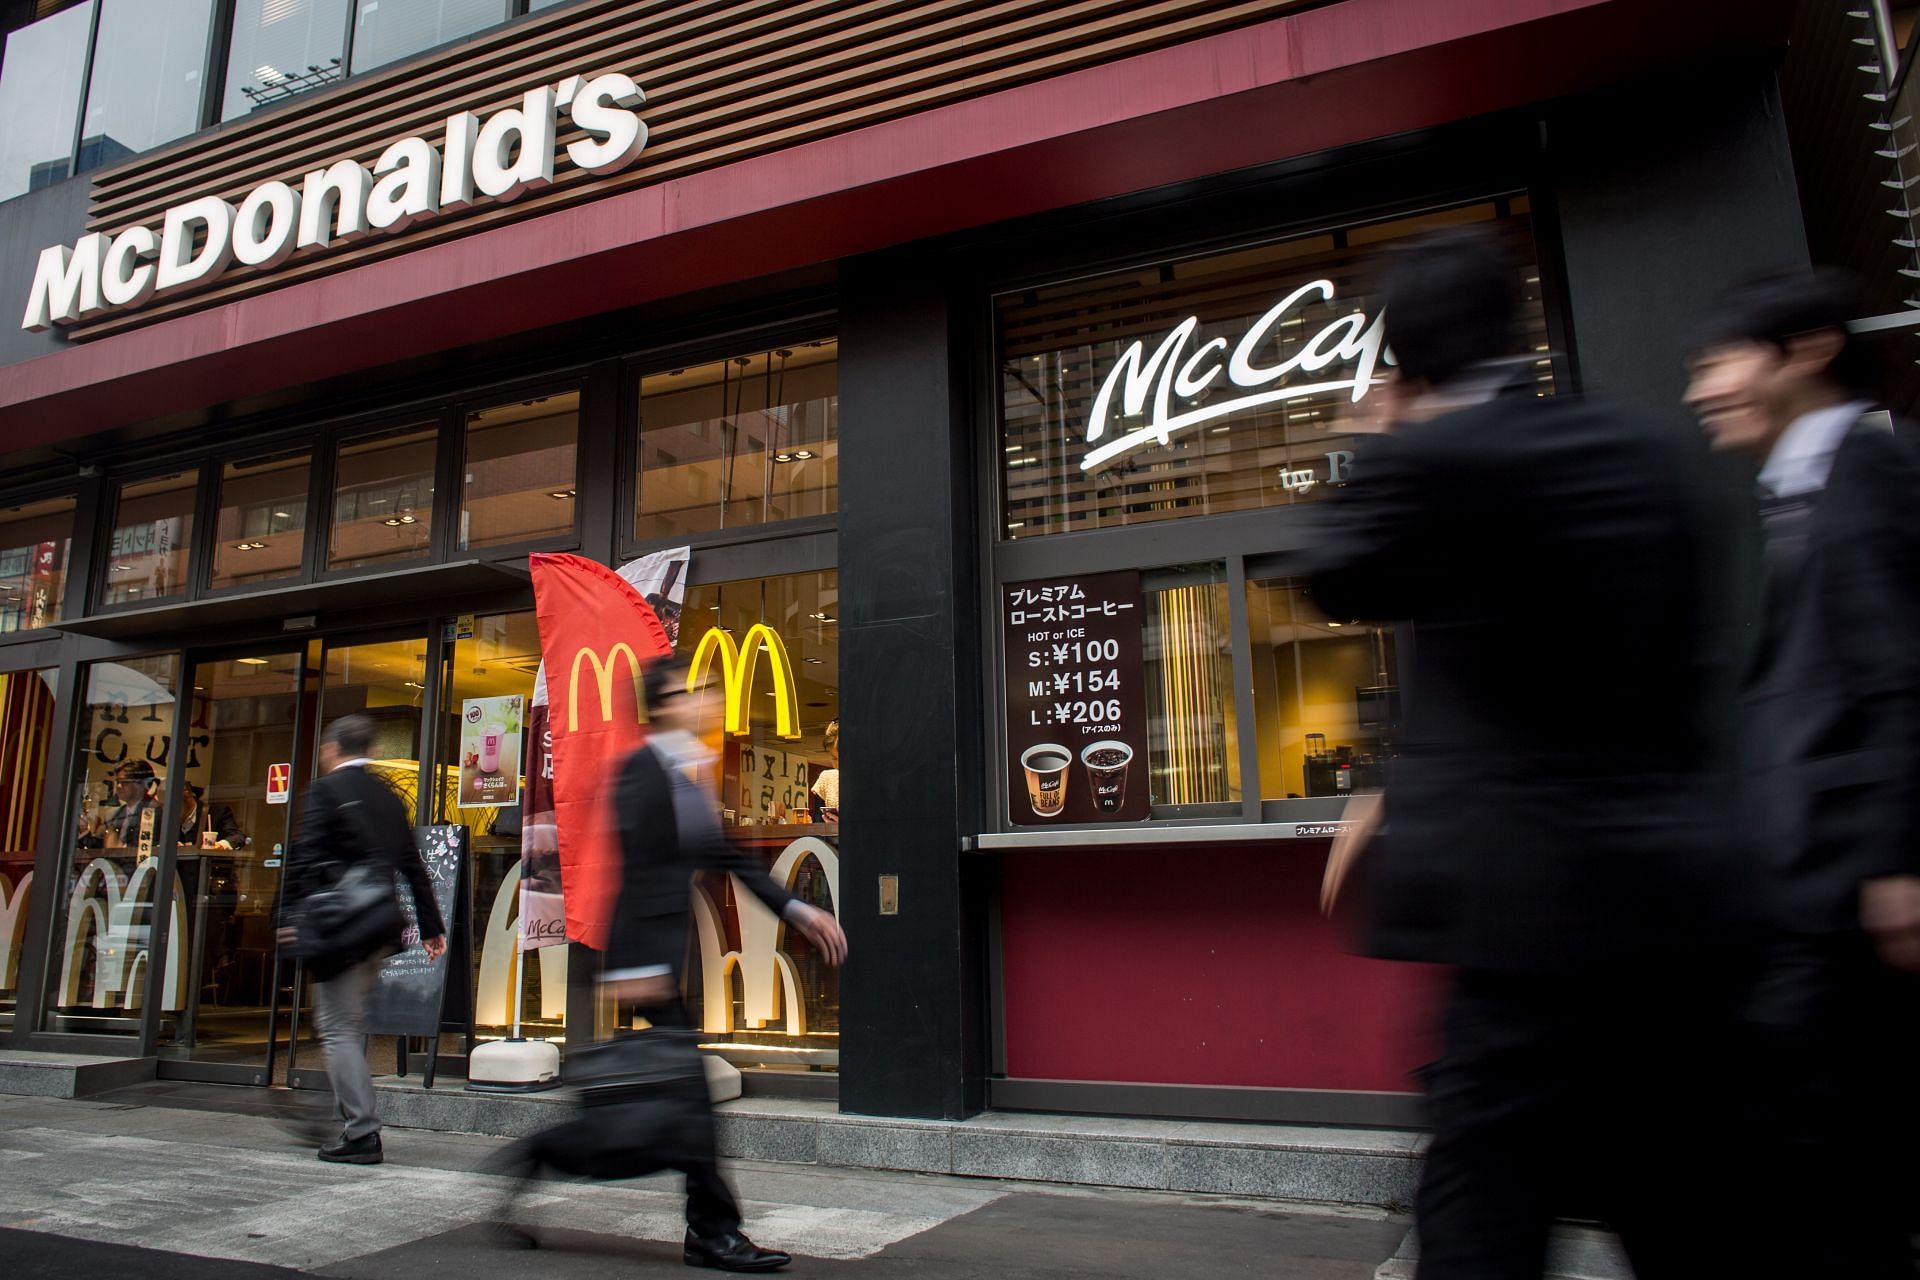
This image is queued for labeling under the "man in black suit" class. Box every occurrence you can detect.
[1304,229,1758,1278]
[281,715,446,1166]
[597,658,846,1271]
[1685,271,1920,1278]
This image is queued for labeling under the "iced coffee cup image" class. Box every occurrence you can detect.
[1081,739,1134,813]
[1020,743,1072,817]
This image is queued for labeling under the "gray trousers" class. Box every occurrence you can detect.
[312,957,380,1141]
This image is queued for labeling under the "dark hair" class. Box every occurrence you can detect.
[1380,226,1518,385]
[643,655,692,709]
[322,714,374,759]
[1693,268,1881,396]
[115,760,155,782]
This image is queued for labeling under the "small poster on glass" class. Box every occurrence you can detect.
[458,694,523,809]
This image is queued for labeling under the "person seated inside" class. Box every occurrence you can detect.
[808,720,840,824]
[81,761,161,851]
[179,784,246,850]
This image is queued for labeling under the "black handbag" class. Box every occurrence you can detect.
[296,857,404,965]
[562,1028,706,1107]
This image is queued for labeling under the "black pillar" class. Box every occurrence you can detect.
[835,251,987,1120]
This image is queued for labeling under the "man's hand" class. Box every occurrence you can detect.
[422,934,447,961]
[603,973,676,1005]
[789,903,849,966]
[1862,875,1920,972]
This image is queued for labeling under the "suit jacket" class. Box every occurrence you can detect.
[1743,416,1920,935]
[1305,390,1753,975]
[283,764,445,979]
[180,801,246,847]
[605,740,797,978]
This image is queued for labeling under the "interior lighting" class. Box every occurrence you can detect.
[792,450,814,460]
[236,657,270,665]
[548,489,576,499]
[773,453,794,463]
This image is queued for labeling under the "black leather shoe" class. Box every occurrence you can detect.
[683,1230,790,1271]
[318,1131,383,1165]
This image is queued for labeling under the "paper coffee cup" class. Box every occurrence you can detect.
[1081,739,1133,813]
[1020,743,1072,818]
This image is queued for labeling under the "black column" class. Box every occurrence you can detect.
[834,251,987,1120]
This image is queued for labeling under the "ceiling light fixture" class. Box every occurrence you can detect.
[792,450,814,460]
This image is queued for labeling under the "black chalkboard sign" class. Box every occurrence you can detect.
[364,824,464,1038]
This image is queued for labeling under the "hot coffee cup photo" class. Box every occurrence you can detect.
[1020,743,1072,817]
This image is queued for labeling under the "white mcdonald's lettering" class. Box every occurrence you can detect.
[567,642,646,732]
[1081,279,1392,472]
[688,624,801,739]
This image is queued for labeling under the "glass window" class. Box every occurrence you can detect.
[461,391,579,551]
[674,569,839,1073]
[1143,564,1240,813]
[349,0,504,74]
[995,201,1554,538]
[76,0,215,176]
[0,3,93,200]
[317,636,430,813]
[1,667,58,1023]
[0,495,76,632]
[222,0,350,119]
[433,611,555,1043]
[636,340,838,542]
[44,654,179,1034]
[329,423,436,571]
[1247,577,1397,801]
[105,471,197,606]
[209,450,311,591]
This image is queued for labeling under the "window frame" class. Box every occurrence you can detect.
[317,407,456,581]
[975,182,1578,836]
[0,486,83,642]
[198,445,320,599]
[452,374,587,563]
[92,460,211,614]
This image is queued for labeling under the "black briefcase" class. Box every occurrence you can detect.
[561,1028,706,1106]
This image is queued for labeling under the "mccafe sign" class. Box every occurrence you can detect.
[1081,279,1391,472]
[22,71,649,331]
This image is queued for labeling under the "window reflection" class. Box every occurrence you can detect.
[461,391,579,551]
[1142,565,1240,813]
[106,471,198,606]
[223,0,350,119]
[0,3,92,200]
[329,424,436,571]
[349,0,502,74]
[0,495,75,632]
[0,668,58,1022]
[211,451,311,591]
[1247,579,1396,800]
[77,0,216,175]
[636,340,838,542]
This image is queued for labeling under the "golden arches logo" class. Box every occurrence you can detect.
[688,624,801,739]
[567,642,647,732]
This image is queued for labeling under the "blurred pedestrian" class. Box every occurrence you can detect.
[492,656,847,1272]
[1685,269,1920,1278]
[1304,228,1758,1279]
[280,714,447,1165]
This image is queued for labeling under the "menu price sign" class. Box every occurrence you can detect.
[1004,571,1150,824]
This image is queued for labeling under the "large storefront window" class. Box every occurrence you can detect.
[0,3,91,200]
[43,655,181,1034]
[76,0,216,175]
[223,0,351,119]
[0,495,75,632]
[1247,578,1397,801]
[461,391,579,552]
[1,668,58,1023]
[349,0,500,74]
[329,423,436,571]
[996,200,1552,539]
[105,471,198,606]
[210,450,311,591]
[635,340,838,542]
[675,568,840,1072]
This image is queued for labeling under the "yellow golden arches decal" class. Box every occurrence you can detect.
[567,641,648,733]
[687,623,801,739]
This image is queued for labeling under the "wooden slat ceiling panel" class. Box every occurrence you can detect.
[65,0,1308,342]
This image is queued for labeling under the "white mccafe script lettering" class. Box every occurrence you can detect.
[23,71,650,331]
[1081,280,1390,472]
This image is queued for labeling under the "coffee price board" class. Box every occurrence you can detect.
[1003,571,1151,824]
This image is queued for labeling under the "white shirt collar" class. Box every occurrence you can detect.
[1758,401,1874,499]
[332,757,373,771]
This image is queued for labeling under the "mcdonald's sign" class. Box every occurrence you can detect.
[689,623,801,739]
[566,641,647,732]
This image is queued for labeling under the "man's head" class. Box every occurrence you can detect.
[319,714,374,773]
[1380,227,1519,388]
[643,655,715,735]
[1684,269,1878,457]
[112,760,155,802]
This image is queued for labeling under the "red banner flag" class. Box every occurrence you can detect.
[529,553,673,951]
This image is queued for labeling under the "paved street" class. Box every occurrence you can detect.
[0,1088,1408,1278]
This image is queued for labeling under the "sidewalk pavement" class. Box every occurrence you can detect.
[0,1086,1409,1278]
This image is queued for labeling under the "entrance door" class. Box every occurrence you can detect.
[166,647,310,1076]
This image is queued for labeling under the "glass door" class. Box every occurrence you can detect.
[165,647,308,1072]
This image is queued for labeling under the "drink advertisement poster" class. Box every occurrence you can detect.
[457,694,523,809]
[1003,571,1151,824]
